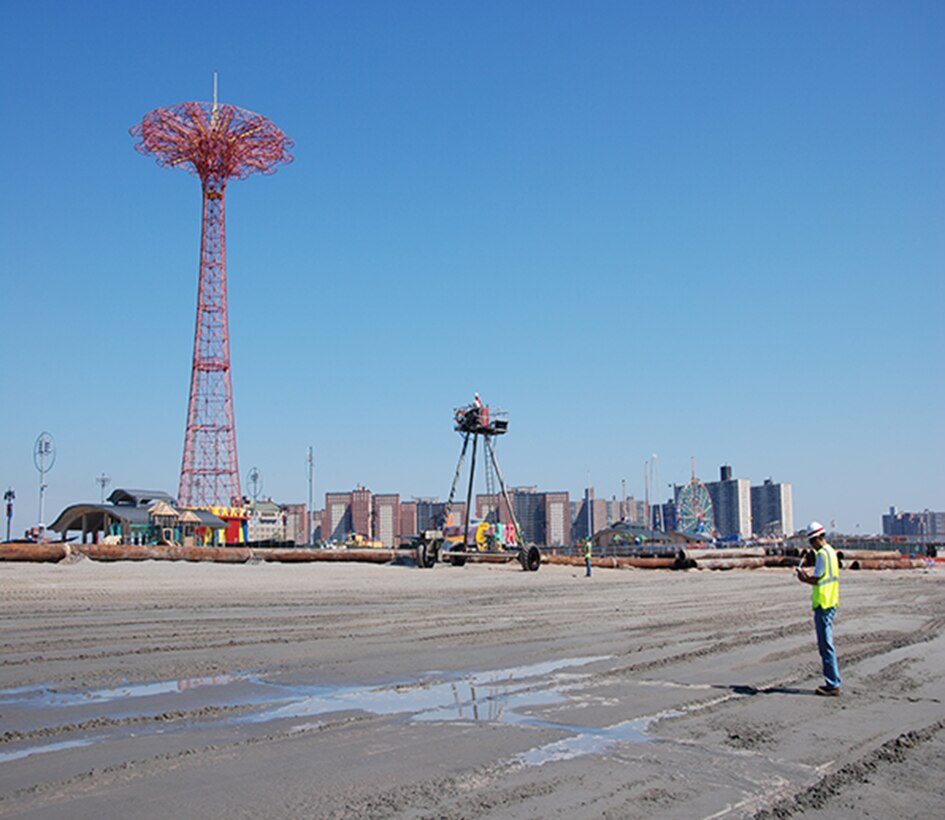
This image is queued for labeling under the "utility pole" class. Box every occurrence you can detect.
[307,446,314,546]
[585,471,592,541]
[644,460,650,530]
[651,454,663,532]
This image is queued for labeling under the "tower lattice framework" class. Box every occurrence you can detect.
[132,100,293,507]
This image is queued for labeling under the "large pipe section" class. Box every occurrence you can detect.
[0,543,68,562]
[0,543,931,570]
[684,547,766,561]
[252,548,395,563]
[544,554,681,570]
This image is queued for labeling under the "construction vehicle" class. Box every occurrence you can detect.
[412,396,541,572]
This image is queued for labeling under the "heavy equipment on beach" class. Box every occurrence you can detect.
[412,396,541,572]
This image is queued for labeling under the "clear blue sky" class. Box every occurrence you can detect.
[1,1,942,536]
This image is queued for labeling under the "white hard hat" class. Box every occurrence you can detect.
[806,521,825,541]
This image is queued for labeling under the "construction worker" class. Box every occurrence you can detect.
[584,537,592,577]
[795,521,841,696]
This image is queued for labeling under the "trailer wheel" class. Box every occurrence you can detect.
[416,542,436,569]
[450,543,467,567]
[520,545,541,572]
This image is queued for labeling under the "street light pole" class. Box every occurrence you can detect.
[3,488,14,542]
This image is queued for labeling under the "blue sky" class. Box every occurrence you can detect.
[1,1,942,536]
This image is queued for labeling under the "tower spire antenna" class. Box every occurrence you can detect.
[131,96,294,507]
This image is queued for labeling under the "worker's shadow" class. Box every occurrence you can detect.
[715,683,815,697]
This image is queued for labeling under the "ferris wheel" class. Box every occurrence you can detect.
[676,479,714,536]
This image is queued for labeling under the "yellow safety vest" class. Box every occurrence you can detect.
[812,543,840,610]
[584,541,592,559]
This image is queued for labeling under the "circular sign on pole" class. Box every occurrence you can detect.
[33,432,56,537]
[247,467,263,501]
[33,432,56,473]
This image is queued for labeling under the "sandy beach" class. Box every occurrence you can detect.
[0,559,942,818]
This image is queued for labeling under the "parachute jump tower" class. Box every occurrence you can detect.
[131,88,293,507]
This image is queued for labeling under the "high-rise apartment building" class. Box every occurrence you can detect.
[622,496,647,526]
[373,494,400,546]
[751,478,794,537]
[474,488,569,545]
[281,502,308,545]
[706,466,752,540]
[351,486,372,538]
[572,488,608,542]
[415,498,463,531]
[475,493,513,524]
[400,500,418,537]
[310,508,323,542]
[883,507,945,537]
[444,502,467,530]
[511,487,544,544]
[543,491,570,546]
[323,492,352,542]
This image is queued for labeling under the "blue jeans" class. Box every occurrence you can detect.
[814,607,841,689]
[585,557,591,577]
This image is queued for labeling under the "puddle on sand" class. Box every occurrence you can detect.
[3,673,248,709]
[0,739,95,764]
[240,656,609,726]
[514,710,683,766]
[1,655,679,766]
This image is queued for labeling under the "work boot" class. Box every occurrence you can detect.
[815,685,841,696]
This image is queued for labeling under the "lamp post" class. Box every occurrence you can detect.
[3,488,13,542]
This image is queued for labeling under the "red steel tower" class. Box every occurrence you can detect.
[131,99,293,507]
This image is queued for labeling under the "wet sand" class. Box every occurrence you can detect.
[0,559,942,818]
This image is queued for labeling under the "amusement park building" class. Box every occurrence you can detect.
[245,498,284,543]
[47,489,227,545]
